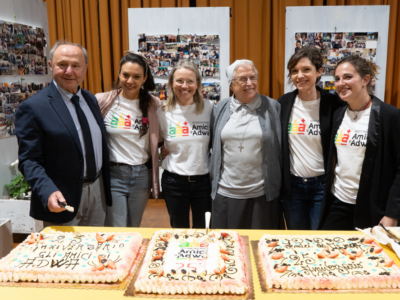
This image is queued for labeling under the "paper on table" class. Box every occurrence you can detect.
[356,226,400,258]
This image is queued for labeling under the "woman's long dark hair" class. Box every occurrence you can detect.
[113,53,156,137]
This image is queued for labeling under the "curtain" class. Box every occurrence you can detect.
[43,0,400,107]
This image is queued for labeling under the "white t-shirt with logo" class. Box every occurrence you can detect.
[288,96,324,177]
[104,95,150,165]
[157,100,213,175]
[331,107,371,204]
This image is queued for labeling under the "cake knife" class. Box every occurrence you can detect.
[379,223,400,245]
[58,200,75,213]
[205,212,211,235]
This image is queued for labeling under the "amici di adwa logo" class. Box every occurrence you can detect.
[169,121,189,138]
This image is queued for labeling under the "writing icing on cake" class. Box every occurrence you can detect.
[258,234,400,290]
[0,231,143,283]
[163,239,219,276]
[135,229,247,295]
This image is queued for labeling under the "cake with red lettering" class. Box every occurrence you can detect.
[135,229,247,295]
[258,234,400,290]
[0,231,143,283]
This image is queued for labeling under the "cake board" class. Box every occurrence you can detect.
[0,238,149,290]
[124,235,254,300]
[251,240,400,294]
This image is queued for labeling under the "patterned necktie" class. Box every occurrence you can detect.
[71,95,96,180]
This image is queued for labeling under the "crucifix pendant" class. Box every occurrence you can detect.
[238,143,244,152]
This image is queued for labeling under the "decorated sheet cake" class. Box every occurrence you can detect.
[0,231,143,283]
[258,234,400,290]
[135,229,247,295]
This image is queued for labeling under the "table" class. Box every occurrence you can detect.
[2,226,400,299]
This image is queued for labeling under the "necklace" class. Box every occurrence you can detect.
[351,97,371,120]
[234,108,255,152]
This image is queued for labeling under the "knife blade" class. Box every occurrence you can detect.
[379,223,400,245]
[58,201,74,213]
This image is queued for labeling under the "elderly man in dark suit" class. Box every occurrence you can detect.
[15,40,112,226]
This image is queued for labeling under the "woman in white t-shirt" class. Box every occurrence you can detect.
[319,55,400,230]
[158,60,213,228]
[96,52,161,227]
[278,48,344,230]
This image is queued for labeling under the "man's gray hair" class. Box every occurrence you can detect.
[226,59,258,85]
[49,40,88,64]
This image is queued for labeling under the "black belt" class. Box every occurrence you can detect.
[109,162,130,167]
[163,170,208,182]
[110,160,152,169]
[83,170,102,184]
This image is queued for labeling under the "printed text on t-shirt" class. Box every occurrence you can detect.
[335,129,367,147]
[110,113,143,130]
[168,121,209,138]
[288,118,320,135]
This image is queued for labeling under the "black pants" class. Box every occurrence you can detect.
[320,193,356,230]
[161,170,212,229]
[211,193,285,229]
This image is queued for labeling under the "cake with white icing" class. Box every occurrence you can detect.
[0,231,143,283]
[135,229,247,295]
[259,234,400,290]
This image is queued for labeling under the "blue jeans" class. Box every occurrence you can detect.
[105,164,151,227]
[161,170,212,229]
[281,174,325,230]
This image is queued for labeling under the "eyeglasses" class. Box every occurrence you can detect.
[232,76,258,85]
[174,79,196,86]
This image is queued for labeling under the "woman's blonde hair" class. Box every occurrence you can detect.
[162,60,204,114]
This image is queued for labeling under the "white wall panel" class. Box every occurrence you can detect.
[0,0,52,84]
[285,6,389,101]
[128,7,230,100]
[0,0,50,196]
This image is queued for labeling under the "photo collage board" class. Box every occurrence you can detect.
[0,82,50,139]
[151,82,220,102]
[0,20,48,76]
[138,33,221,102]
[295,32,378,94]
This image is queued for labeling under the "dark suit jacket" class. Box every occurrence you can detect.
[278,87,345,196]
[318,96,400,228]
[15,81,112,223]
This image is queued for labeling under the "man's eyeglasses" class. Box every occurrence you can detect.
[232,76,258,85]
